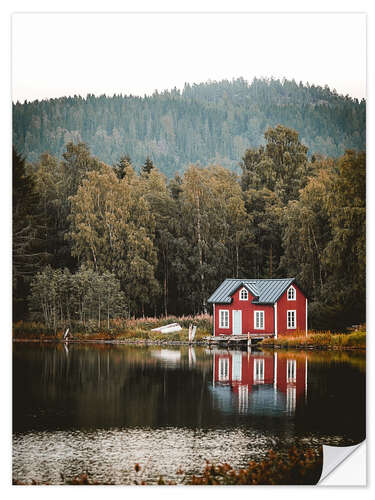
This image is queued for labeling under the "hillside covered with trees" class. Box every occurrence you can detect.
[13,124,365,331]
[13,78,365,177]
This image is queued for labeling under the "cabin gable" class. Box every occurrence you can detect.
[276,282,307,335]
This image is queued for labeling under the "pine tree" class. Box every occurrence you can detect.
[13,148,46,319]
[114,155,132,179]
[142,156,154,176]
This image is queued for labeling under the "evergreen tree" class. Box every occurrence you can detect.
[13,78,365,178]
[114,155,132,179]
[13,148,46,319]
[142,156,154,176]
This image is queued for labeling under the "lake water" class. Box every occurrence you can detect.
[13,343,365,484]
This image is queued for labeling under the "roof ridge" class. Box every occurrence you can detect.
[226,277,294,281]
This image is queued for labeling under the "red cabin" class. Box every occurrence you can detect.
[208,278,308,337]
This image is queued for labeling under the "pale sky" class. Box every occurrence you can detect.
[12,12,366,102]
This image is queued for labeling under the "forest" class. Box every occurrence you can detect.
[13,78,365,178]
[13,122,365,331]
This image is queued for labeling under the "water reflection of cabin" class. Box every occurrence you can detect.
[212,351,307,415]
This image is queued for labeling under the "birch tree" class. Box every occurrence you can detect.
[68,164,159,316]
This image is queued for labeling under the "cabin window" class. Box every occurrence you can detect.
[218,358,229,381]
[239,287,248,301]
[254,310,264,329]
[253,358,264,382]
[287,310,296,329]
[287,286,296,300]
[219,309,229,328]
[286,359,297,383]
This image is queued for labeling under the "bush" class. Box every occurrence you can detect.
[185,447,322,485]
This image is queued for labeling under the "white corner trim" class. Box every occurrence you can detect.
[213,303,215,336]
[273,352,278,389]
[274,302,278,339]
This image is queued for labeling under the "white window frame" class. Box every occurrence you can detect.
[253,358,265,383]
[287,285,296,301]
[286,359,297,383]
[239,287,248,301]
[254,310,265,330]
[286,385,296,415]
[218,357,230,381]
[287,310,296,329]
[219,309,229,329]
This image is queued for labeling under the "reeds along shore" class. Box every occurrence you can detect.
[12,315,213,341]
[13,316,366,349]
[260,329,366,349]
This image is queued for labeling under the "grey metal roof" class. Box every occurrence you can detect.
[207,278,295,304]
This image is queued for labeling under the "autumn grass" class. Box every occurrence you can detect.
[14,447,322,485]
[13,314,213,342]
[260,328,366,349]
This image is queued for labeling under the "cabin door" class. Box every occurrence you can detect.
[232,310,242,335]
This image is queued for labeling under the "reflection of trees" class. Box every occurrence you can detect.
[262,348,366,372]
[14,344,214,431]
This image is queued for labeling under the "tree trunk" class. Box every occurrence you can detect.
[310,224,323,292]
[107,296,110,330]
[269,243,273,278]
[98,296,101,328]
[196,193,207,314]
[236,232,239,278]
[163,249,168,317]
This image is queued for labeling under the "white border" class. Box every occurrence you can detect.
[3,2,371,496]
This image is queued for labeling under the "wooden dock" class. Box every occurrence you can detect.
[204,333,275,346]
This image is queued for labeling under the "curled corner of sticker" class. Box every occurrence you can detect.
[318,441,366,486]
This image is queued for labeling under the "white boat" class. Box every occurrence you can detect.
[151,322,182,334]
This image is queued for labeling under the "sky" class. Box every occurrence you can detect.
[12,12,366,102]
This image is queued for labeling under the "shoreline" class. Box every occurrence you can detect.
[12,338,365,350]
